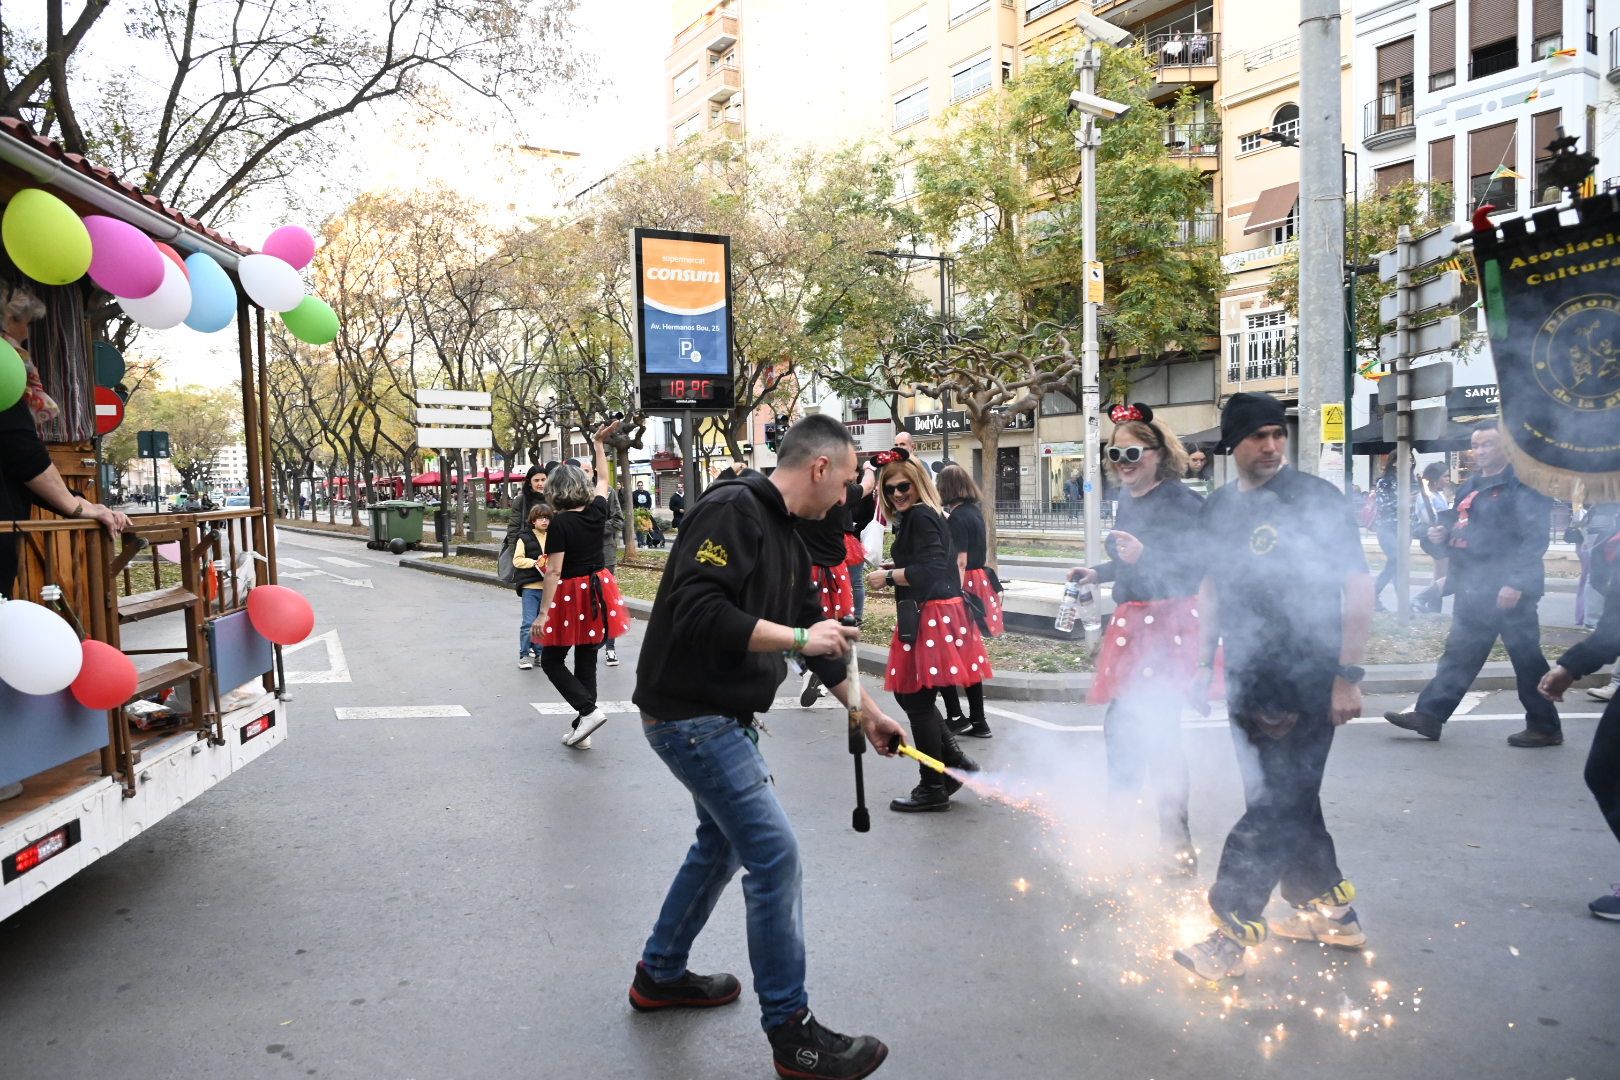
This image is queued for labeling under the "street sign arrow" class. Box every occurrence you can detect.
[1379,270,1461,323]
[1379,314,1462,364]
[1377,223,1459,282]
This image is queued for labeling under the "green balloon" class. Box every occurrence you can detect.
[2,188,92,285]
[280,295,339,345]
[0,338,26,412]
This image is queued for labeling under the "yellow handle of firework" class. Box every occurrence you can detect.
[895,741,948,775]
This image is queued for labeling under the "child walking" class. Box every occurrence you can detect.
[513,502,552,669]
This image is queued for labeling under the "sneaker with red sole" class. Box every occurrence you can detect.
[767,1008,888,1079]
[627,963,741,1012]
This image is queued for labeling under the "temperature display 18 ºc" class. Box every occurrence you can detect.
[660,378,715,401]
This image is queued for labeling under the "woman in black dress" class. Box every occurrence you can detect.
[866,448,989,813]
[936,464,999,739]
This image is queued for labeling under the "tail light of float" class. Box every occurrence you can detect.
[240,712,276,744]
[3,821,81,884]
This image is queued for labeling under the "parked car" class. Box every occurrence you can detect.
[223,495,251,509]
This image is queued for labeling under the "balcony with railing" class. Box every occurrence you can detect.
[1147,31,1218,84]
[704,13,739,54]
[1164,123,1221,165]
[673,1,737,51]
[1224,326,1299,389]
[1170,212,1221,247]
[704,60,742,102]
[1025,0,1077,22]
[1363,92,1415,149]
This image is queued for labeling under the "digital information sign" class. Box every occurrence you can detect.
[633,228,735,412]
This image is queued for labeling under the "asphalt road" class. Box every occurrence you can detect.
[0,528,1615,1080]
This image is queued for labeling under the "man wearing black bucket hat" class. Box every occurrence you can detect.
[1174,392,1375,981]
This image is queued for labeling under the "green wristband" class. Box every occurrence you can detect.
[793,627,809,653]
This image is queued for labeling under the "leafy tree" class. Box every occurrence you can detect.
[115,384,240,493]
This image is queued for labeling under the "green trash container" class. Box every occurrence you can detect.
[367,500,427,549]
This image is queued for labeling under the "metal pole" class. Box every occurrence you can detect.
[1343,152,1359,491]
[1077,43,1103,569]
[1395,224,1414,625]
[679,410,698,504]
[939,257,951,466]
[1299,0,1346,479]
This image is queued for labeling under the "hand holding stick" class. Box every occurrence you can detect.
[842,614,870,833]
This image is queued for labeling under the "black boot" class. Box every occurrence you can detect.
[890,780,950,812]
[939,721,981,774]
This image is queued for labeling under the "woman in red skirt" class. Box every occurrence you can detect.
[866,448,989,813]
[936,463,1000,740]
[535,420,633,749]
[1068,403,1210,872]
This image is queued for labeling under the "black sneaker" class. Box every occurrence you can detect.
[799,671,821,708]
[961,718,992,739]
[628,963,741,1012]
[1384,710,1443,741]
[604,645,620,667]
[889,783,950,813]
[767,1008,888,1079]
[1589,886,1620,921]
[1507,728,1562,748]
[944,713,971,736]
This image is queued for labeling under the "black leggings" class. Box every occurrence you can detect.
[542,644,601,715]
[938,683,984,722]
[1589,692,1620,850]
[894,688,949,784]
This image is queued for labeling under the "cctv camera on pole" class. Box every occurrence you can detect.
[1073,10,1133,46]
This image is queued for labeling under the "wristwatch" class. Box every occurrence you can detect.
[884,570,895,588]
[1336,664,1365,684]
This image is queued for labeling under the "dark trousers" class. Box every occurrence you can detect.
[541,643,601,714]
[1372,526,1400,604]
[1105,693,1191,849]
[1416,590,1559,732]
[937,682,984,723]
[1208,715,1343,926]
[1589,693,1620,849]
[894,688,948,789]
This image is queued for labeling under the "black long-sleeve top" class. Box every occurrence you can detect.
[795,506,847,567]
[891,503,961,604]
[1089,478,1205,602]
[0,399,52,519]
[1420,466,1551,597]
[945,499,988,570]
[846,484,876,536]
[1559,544,1620,678]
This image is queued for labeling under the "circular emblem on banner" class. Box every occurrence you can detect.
[1532,294,1620,408]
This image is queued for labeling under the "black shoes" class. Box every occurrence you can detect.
[890,783,950,812]
[960,717,992,738]
[938,728,980,774]
[944,712,971,736]
[1507,728,1563,748]
[627,963,742,1012]
[1384,710,1443,741]
[767,1008,889,1079]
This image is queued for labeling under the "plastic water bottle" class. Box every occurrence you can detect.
[1077,586,1102,634]
[1054,582,1082,633]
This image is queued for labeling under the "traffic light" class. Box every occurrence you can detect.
[764,422,780,452]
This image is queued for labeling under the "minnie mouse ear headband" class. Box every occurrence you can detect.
[1109,402,1155,425]
[871,447,912,468]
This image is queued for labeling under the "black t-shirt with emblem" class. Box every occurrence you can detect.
[1200,467,1368,716]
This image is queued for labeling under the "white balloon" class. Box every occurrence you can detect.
[116,257,192,330]
[0,600,84,695]
[237,253,305,312]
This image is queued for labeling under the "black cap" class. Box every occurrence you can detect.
[1218,392,1287,453]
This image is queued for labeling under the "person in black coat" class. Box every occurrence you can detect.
[1385,426,1561,747]
[936,463,1000,740]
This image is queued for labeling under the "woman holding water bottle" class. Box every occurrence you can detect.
[1067,403,1209,874]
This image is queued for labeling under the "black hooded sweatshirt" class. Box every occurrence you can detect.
[633,472,848,724]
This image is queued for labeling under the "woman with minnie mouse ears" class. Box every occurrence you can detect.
[1067,403,1211,873]
[866,446,989,813]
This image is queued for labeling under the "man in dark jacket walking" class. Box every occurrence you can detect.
[629,415,905,1079]
[1386,426,1561,747]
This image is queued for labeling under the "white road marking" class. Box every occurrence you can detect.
[530,696,846,718]
[983,704,1602,734]
[279,571,318,580]
[325,574,373,588]
[334,705,469,720]
[283,630,351,684]
[320,556,367,568]
[279,558,314,569]
[1388,690,1487,717]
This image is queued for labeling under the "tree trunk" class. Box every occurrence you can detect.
[616,445,638,560]
[969,415,1003,569]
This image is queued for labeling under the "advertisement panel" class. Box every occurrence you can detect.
[633,228,735,411]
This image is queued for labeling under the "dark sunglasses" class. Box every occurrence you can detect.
[882,481,914,497]
[1105,445,1155,463]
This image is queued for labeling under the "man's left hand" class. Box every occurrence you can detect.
[863,710,905,756]
[1330,676,1362,726]
[1538,665,1575,702]
[1497,585,1522,610]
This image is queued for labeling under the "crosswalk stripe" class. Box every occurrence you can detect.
[334,705,470,719]
[529,696,846,718]
[320,556,368,568]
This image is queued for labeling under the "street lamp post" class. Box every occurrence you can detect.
[867,249,956,464]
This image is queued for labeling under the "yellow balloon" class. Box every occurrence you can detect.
[2,188,93,286]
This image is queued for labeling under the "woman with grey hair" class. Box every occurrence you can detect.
[533,421,632,749]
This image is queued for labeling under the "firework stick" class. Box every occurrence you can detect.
[841,615,870,834]
[895,742,948,775]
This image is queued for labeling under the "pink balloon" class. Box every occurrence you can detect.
[155,242,190,281]
[262,225,315,270]
[246,584,315,645]
[71,640,139,710]
[84,216,165,299]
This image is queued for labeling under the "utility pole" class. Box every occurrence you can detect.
[1076,43,1103,569]
[1298,0,1345,479]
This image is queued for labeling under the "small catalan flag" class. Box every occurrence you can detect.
[1545,46,1579,59]
[1491,165,1524,181]
[1524,85,1543,102]
[1580,174,1598,199]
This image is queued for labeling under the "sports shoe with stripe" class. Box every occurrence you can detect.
[767,1008,888,1079]
[1272,880,1366,949]
[1173,927,1248,981]
[1590,884,1620,921]
[627,962,741,1012]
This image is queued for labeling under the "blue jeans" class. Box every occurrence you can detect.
[518,589,544,657]
[641,713,806,1031]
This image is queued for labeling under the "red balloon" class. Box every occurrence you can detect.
[246,584,315,645]
[154,241,190,281]
[71,640,139,710]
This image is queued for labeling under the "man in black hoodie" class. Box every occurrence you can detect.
[629,414,904,1080]
[1385,426,1561,747]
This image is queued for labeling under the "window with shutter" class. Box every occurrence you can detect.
[1429,136,1455,187]
[1376,37,1415,131]
[1429,3,1456,89]
[1375,160,1416,194]
[1533,109,1564,205]
[1532,0,1562,56]
[1469,120,1518,210]
[1469,0,1517,78]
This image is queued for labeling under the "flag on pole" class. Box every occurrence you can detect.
[1492,165,1524,180]
[1524,85,1542,103]
[1545,46,1579,59]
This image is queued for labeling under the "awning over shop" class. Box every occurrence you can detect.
[1244,182,1300,234]
[1350,416,1489,453]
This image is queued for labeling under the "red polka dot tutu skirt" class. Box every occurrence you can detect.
[811,562,855,621]
[843,533,867,567]
[534,569,633,648]
[884,597,994,694]
[1087,596,1221,705]
[962,567,1005,637]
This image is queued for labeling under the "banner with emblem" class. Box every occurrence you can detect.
[1471,195,1620,500]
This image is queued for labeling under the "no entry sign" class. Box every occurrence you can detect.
[94,386,124,434]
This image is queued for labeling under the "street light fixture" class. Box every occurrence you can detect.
[866,248,956,464]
